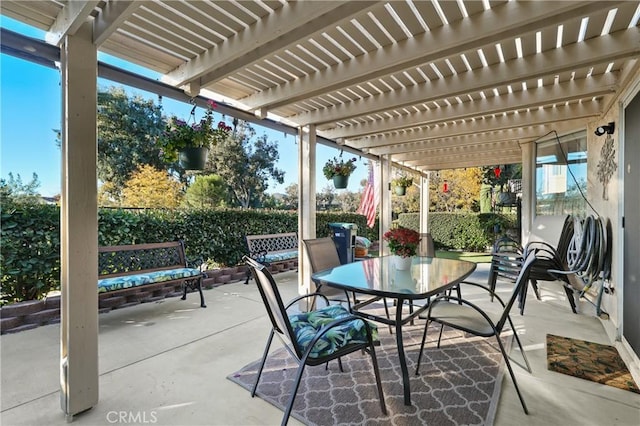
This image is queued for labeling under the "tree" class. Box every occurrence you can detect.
[121,165,182,208]
[429,168,483,212]
[392,184,420,214]
[317,185,336,210]
[97,87,166,202]
[335,190,361,212]
[207,122,284,208]
[182,174,227,208]
[0,173,42,205]
[282,183,299,210]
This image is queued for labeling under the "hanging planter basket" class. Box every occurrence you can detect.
[394,186,407,196]
[332,175,349,189]
[179,147,209,170]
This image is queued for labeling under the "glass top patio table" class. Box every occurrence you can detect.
[311,255,477,406]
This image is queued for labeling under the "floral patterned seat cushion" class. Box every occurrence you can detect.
[98,268,202,293]
[261,250,297,263]
[289,304,378,359]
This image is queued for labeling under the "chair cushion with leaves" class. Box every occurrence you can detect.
[289,304,378,358]
[262,250,298,263]
[98,268,202,293]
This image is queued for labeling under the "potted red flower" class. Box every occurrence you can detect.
[383,227,421,270]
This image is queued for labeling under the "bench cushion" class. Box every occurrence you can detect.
[289,304,378,359]
[98,268,202,293]
[261,250,297,263]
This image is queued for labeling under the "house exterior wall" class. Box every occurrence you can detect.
[586,66,640,376]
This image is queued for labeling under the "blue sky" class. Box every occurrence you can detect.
[0,16,367,197]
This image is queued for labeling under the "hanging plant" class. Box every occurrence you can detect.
[323,156,357,179]
[323,155,357,189]
[159,99,232,165]
[391,175,414,188]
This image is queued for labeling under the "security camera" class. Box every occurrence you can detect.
[594,122,615,136]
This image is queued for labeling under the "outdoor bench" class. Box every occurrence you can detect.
[244,232,298,284]
[98,241,206,308]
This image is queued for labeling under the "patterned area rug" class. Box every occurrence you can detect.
[546,334,640,394]
[228,323,512,425]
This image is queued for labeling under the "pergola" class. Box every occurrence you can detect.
[2,0,639,420]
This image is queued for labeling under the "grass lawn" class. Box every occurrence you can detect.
[435,250,492,263]
[366,249,492,263]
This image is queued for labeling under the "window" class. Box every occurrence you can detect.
[535,130,587,216]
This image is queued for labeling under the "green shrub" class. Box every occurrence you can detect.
[0,206,379,304]
[1,204,516,304]
[1,203,60,304]
[396,212,516,251]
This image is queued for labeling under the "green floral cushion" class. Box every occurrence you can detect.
[289,304,378,359]
[262,251,297,263]
[98,268,202,293]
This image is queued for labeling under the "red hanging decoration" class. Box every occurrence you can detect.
[443,180,449,193]
[494,166,502,178]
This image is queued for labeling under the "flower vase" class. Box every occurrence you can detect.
[332,175,349,189]
[392,255,412,271]
[179,147,208,170]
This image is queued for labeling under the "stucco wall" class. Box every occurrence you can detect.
[586,65,640,331]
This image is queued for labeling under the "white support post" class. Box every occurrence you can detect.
[59,22,99,421]
[520,140,536,242]
[419,173,430,233]
[378,156,392,255]
[298,125,317,299]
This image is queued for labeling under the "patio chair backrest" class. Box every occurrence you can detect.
[302,237,341,271]
[419,233,435,257]
[302,237,351,302]
[495,250,538,332]
[244,256,297,349]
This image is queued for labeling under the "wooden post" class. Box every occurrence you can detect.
[59,22,99,420]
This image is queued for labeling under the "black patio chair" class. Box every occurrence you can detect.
[415,249,538,415]
[302,237,392,329]
[243,256,387,426]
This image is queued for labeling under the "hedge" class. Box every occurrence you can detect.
[1,206,378,304]
[396,212,517,251]
[1,205,513,304]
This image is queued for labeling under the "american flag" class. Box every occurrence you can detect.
[357,160,378,228]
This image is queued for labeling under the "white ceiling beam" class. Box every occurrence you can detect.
[371,118,590,158]
[242,1,618,111]
[165,1,381,87]
[45,1,100,45]
[295,28,639,125]
[405,150,523,168]
[350,101,601,149]
[320,74,617,140]
[410,154,525,171]
[93,1,141,47]
[384,140,523,161]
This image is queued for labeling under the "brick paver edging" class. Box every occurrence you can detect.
[0,260,297,334]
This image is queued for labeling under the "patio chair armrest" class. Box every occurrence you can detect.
[457,280,508,307]
[427,295,498,329]
[284,292,329,310]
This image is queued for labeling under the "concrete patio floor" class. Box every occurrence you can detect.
[1,265,639,426]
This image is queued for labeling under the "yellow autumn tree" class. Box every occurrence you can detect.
[121,165,183,208]
[430,168,483,212]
